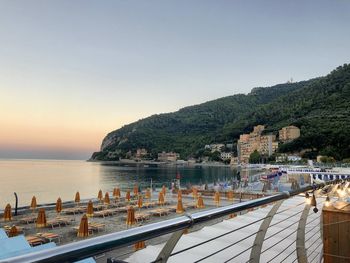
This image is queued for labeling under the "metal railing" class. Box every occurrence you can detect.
[1,180,341,263]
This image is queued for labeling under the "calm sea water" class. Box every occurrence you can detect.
[0,159,258,208]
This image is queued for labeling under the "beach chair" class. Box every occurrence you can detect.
[46,219,62,229]
[36,232,61,243]
[26,235,45,246]
[19,215,37,224]
[89,222,106,232]
[72,226,94,235]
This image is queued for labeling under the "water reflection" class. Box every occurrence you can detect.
[0,160,259,208]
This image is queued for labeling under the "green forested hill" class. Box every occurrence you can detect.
[91,64,350,161]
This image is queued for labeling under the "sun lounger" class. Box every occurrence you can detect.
[19,216,37,224]
[46,219,62,229]
[135,213,150,222]
[26,235,45,246]
[89,222,106,232]
[93,209,115,218]
[143,202,157,208]
[72,226,94,235]
[151,209,170,217]
[63,207,85,215]
[36,232,61,243]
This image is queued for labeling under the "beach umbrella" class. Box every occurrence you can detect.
[192,187,198,199]
[145,188,151,199]
[104,192,110,205]
[3,204,12,221]
[56,197,62,214]
[134,241,146,251]
[177,189,182,200]
[197,195,205,209]
[86,200,94,217]
[176,198,185,214]
[126,206,135,226]
[77,214,89,237]
[126,190,131,201]
[162,185,166,196]
[30,196,37,211]
[158,192,165,205]
[137,195,143,208]
[133,185,139,196]
[75,191,80,204]
[113,188,121,199]
[8,225,18,237]
[98,190,103,202]
[36,208,47,228]
[227,190,234,201]
[214,191,220,207]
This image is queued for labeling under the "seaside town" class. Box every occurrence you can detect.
[114,125,313,166]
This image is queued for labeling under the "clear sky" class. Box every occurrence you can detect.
[0,0,350,160]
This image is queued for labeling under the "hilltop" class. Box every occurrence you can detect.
[91,64,350,161]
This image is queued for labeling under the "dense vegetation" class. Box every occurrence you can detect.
[91,64,350,161]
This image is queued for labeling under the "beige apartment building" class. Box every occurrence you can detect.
[237,125,278,163]
[279,126,300,142]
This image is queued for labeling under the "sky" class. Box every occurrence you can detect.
[0,0,350,160]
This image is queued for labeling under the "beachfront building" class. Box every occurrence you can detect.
[237,125,278,163]
[157,151,180,162]
[279,125,300,143]
[135,148,148,159]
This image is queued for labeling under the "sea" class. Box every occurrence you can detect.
[0,159,260,208]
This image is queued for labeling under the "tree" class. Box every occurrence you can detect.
[249,150,261,164]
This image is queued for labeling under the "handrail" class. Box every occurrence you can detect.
[1,181,338,263]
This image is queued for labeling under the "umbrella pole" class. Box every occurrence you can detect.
[14,192,18,216]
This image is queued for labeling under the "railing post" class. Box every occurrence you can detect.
[296,204,311,263]
[249,200,284,263]
[155,230,184,263]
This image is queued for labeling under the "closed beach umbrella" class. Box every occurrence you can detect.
[134,241,146,251]
[162,185,166,196]
[30,196,37,211]
[98,189,103,202]
[176,198,185,214]
[75,191,80,204]
[214,191,220,207]
[145,188,151,199]
[56,197,62,214]
[192,187,198,199]
[36,208,47,228]
[126,190,131,201]
[86,200,94,217]
[3,204,12,221]
[137,195,143,208]
[77,214,89,237]
[113,188,121,199]
[197,195,205,208]
[177,189,182,200]
[133,185,139,195]
[104,192,110,205]
[158,192,165,205]
[126,206,135,226]
[8,225,18,237]
[227,190,234,201]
